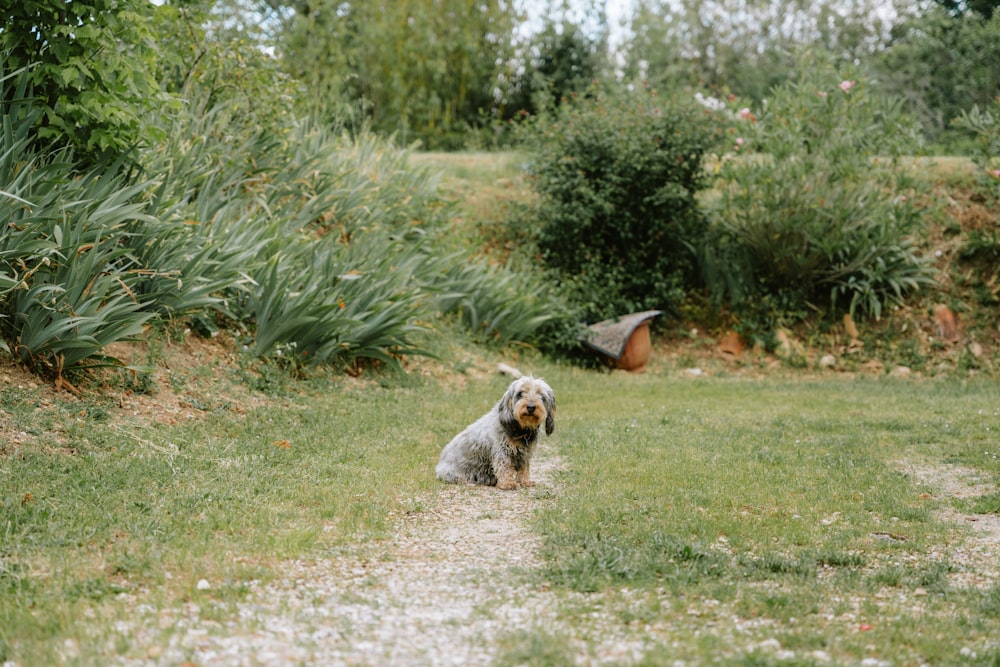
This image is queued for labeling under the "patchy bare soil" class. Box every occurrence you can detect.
[0,330,267,455]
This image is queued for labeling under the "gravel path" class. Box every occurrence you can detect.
[117,454,652,667]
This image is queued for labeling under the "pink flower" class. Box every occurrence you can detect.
[839,80,856,94]
[737,107,757,122]
[734,137,744,151]
[990,169,1000,179]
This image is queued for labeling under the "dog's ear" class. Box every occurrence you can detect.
[543,387,556,436]
[498,383,521,436]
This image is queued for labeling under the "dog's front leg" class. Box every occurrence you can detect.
[494,456,518,490]
[515,461,533,487]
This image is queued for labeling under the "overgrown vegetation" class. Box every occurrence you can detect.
[0,60,556,382]
[501,62,983,354]
[2,0,999,382]
[703,58,936,335]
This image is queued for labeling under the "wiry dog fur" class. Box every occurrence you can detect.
[436,377,555,490]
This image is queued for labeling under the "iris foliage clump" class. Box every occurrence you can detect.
[0,62,556,382]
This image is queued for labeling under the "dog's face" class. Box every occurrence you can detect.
[499,377,556,436]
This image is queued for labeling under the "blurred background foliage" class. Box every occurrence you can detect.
[4,0,999,158]
[1,0,999,382]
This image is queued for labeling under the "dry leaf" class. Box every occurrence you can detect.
[843,313,859,339]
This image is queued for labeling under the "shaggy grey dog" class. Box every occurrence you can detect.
[435,377,556,490]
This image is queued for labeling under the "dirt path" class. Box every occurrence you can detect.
[113,456,1000,666]
[121,454,649,666]
[898,461,1000,588]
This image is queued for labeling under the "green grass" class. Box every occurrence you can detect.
[408,151,527,184]
[527,371,1000,665]
[3,365,1000,665]
[407,150,537,259]
[0,374,452,664]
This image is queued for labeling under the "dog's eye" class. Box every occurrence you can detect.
[515,391,524,399]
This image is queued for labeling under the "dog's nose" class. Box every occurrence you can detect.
[526,404,535,415]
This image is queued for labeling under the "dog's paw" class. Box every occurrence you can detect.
[496,480,518,490]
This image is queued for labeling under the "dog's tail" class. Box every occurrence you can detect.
[497,362,523,379]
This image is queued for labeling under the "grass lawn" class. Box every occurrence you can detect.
[527,368,1000,665]
[3,359,999,665]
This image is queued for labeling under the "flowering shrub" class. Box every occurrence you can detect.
[704,58,936,330]
[953,98,1000,202]
[952,98,1000,279]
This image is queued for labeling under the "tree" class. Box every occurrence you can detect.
[620,0,898,103]
[876,6,1000,147]
[932,0,999,18]
[502,16,606,118]
[275,0,520,149]
[150,0,302,137]
[1,0,161,161]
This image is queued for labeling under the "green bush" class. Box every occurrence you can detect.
[705,55,936,332]
[524,84,715,323]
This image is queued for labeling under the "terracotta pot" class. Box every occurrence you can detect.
[614,322,651,371]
